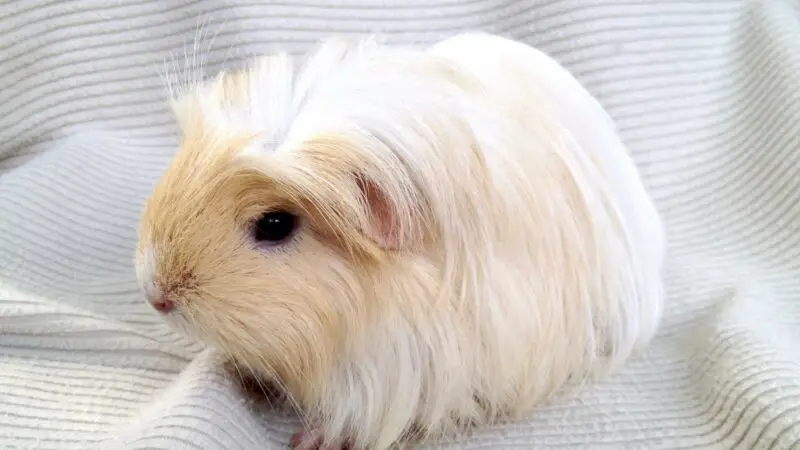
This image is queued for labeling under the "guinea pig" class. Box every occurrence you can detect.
[135,32,665,450]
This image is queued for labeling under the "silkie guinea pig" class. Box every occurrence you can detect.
[135,32,665,450]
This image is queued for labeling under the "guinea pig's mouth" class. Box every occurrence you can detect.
[155,305,210,345]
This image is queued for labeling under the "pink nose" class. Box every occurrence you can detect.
[151,298,174,314]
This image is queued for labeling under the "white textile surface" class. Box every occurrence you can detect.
[2,1,800,449]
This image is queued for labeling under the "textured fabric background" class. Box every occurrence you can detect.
[2,0,800,449]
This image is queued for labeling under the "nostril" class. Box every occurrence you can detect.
[151,298,174,314]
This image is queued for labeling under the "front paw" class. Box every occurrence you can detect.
[290,429,353,450]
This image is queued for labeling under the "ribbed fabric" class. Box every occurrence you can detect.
[1,0,800,448]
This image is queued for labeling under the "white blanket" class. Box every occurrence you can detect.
[2,1,800,448]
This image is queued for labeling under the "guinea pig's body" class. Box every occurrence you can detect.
[136,33,665,449]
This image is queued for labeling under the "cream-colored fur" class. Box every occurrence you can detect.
[136,32,665,449]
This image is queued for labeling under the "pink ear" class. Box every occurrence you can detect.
[355,176,409,250]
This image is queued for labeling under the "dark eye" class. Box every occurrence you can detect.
[253,210,297,244]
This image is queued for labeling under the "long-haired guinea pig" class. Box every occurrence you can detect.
[135,32,665,450]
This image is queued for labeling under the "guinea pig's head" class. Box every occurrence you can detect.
[135,52,431,399]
